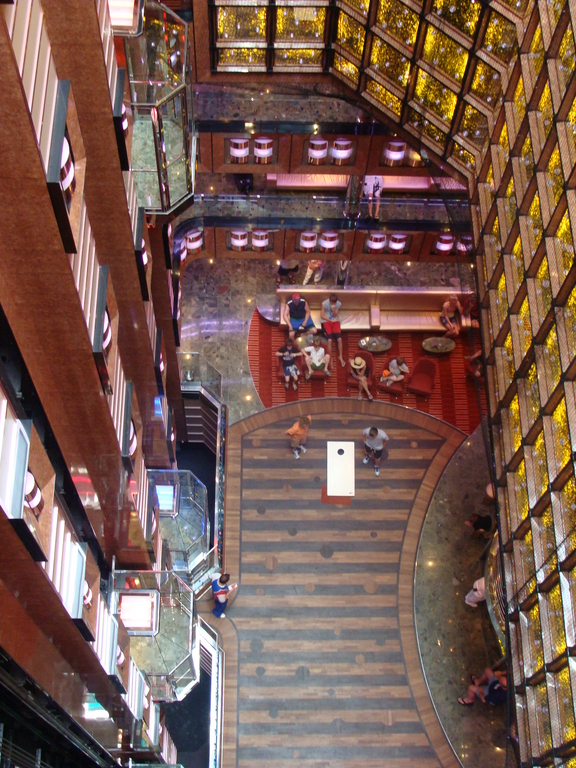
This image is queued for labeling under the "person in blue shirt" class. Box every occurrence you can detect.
[211,573,237,619]
[458,667,507,706]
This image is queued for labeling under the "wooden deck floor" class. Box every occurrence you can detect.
[202,399,465,768]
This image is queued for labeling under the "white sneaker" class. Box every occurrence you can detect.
[293,449,300,459]
[374,467,380,477]
[219,613,226,618]
[299,445,307,454]
[362,456,370,464]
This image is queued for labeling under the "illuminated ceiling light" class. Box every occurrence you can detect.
[252,230,269,251]
[24,471,44,518]
[60,137,76,203]
[366,232,387,253]
[230,137,250,163]
[254,136,273,164]
[230,229,249,251]
[300,231,318,252]
[107,0,144,36]
[186,228,203,255]
[308,137,328,165]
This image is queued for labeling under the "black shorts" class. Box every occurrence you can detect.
[366,446,383,459]
[278,264,299,276]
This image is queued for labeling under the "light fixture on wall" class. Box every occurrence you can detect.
[331,138,353,165]
[388,233,407,252]
[24,471,44,519]
[121,103,129,138]
[300,231,318,252]
[308,137,328,165]
[457,234,473,254]
[185,228,203,255]
[116,645,125,667]
[383,140,407,166]
[406,148,425,167]
[230,229,248,251]
[366,232,387,253]
[435,233,455,253]
[230,137,250,163]
[319,231,339,253]
[129,420,137,458]
[83,580,93,607]
[103,309,112,353]
[251,230,269,251]
[253,136,273,164]
[60,137,76,203]
[141,238,148,268]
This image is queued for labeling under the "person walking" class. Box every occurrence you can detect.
[286,414,312,459]
[362,425,389,477]
[211,572,237,619]
[302,259,325,285]
[321,293,346,367]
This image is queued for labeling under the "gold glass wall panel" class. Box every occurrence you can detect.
[421,26,468,83]
[275,6,326,42]
[430,0,481,38]
[413,69,457,125]
[370,38,410,88]
[217,6,267,41]
[457,104,489,150]
[333,53,359,84]
[366,79,403,115]
[470,60,502,107]
[407,108,447,149]
[376,0,419,47]
[274,49,323,67]
[217,47,267,68]
[482,11,518,64]
[337,11,366,59]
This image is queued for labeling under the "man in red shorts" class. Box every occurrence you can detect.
[321,293,346,368]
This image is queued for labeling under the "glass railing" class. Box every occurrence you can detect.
[187,192,464,225]
[180,352,222,402]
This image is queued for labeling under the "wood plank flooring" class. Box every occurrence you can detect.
[206,399,464,768]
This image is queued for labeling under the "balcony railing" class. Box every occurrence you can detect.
[180,353,222,404]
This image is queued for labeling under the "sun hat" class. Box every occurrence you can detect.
[351,357,365,369]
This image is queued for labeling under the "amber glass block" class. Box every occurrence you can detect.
[366,79,403,116]
[451,141,475,171]
[407,108,447,149]
[545,145,564,208]
[275,6,326,42]
[507,394,523,455]
[376,0,419,48]
[566,101,576,167]
[470,60,503,108]
[551,398,571,473]
[515,695,533,764]
[431,0,480,38]
[483,11,518,64]
[421,26,468,83]
[501,332,515,391]
[538,83,554,143]
[527,680,553,757]
[274,49,322,68]
[515,297,533,361]
[556,24,576,98]
[531,257,552,330]
[561,289,576,355]
[525,192,543,256]
[541,583,567,662]
[547,666,576,749]
[528,25,545,81]
[519,134,535,192]
[333,53,359,85]
[532,505,558,583]
[341,0,369,19]
[560,568,576,646]
[495,271,509,330]
[499,0,531,17]
[370,38,410,88]
[413,69,457,125]
[513,459,530,528]
[521,599,544,677]
[217,6,267,41]
[555,477,576,565]
[497,122,510,173]
[546,0,567,37]
[529,431,549,504]
[505,236,524,298]
[458,104,489,150]
[511,76,526,134]
[538,326,562,397]
[522,363,541,431]
[514,527,536,596]
[217,48,266,67]
[553,210,574,285]
[337,11,365,59]
[502,175,518,237]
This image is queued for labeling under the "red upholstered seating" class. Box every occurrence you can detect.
[277,351,305,380]
[407,357,438,397]
[376,358,404,396]
[346,351,375,392]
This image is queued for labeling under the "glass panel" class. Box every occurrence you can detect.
[482,10,518,64]
[545,145,564,208]
[451,141,475,171]
[217,47,266,68]
[538,82,554,142]
[556,23,576,98]
[495,271,508,330]
[520,363,540,432]
[518,134,534,192]
[431,0,481,37]
[470,60,502,108]
[550,397,571,473]
[274,49,322,68]
[496,122,509,172]
[333,53,359,84]
[337,11,365,59]
[366,79,403,116]
[511,76,526,131]
[421,25,468,83]
[376,0,419,48]
[528,430,549,506]
[540,583,567,662]
[539,326,562,394]
[520,599,544,677]
[370,38,410,88]
[506,393,522,456]
[547,666,576,748]
[528,25,544,80]
[546,0,566,37]
[413,69,457,125]
[525,192,543,256]
[216,6,267,42]
[514,297,532,361]
[526,680,552,755]
[407,108,447,149]
[553,476,576,563]
[532,506,557,583]
[457,104,489,150]
[275,6,325,42]
[530,256,552,329]
[552,210,575,288]
[180,352,222,402]
[561,288,576,355]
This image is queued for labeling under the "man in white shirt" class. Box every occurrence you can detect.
[362,426,389,477]
[303,337,331,379]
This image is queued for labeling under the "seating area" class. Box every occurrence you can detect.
[277,285,473,334]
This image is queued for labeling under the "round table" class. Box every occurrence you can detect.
[422,337,456,354]
[358,336,392,353]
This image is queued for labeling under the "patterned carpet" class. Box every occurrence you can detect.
[248,309,486,435]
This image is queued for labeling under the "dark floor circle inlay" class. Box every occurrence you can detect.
[288,527,298,536]
[256,504,266,515]
[328,688,335,696]
[320,544,334,559]
[256,666,266,677]
[295,666,310,679]
[370,531,377,538]
[332,718,344,733]
[269,706,278,718]
[314,475,321,483]
[250,638,263,654]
